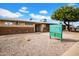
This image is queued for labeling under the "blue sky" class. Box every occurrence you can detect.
[0,3,67,18]
[0,3,79,26]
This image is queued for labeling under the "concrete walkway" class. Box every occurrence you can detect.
[62,42,79,56]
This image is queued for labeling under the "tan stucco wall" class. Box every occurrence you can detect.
[0,20,35,27]
[33,24,35,32]
[0,21,5,25]
[40,24,46,32]
[0,20,35,32]
[0,21,15,26]
[40,24,49,32]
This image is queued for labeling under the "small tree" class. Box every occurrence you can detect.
[51,6,79,31]
[43,19,47,22]
[29,18,32,21]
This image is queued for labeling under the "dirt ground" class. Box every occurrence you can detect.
[0,31,79,56]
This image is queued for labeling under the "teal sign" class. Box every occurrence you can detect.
[50,24,62,41]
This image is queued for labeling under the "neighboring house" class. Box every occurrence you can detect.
[0,18,54,35]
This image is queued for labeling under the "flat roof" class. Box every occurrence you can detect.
[0,18,56,25]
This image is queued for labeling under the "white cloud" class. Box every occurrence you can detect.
[21,7,28,10]
[0,8,23,18]
[67,3,76,6]
[39,10,48,14]
[19,7,29,13]
[29,13,51,21]
[15,12,23,17]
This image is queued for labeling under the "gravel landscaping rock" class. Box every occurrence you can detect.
[0,31,79,56]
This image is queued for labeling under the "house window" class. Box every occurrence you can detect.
[5,22,13,26]
[16,22,20,25]
[25,22,33,25]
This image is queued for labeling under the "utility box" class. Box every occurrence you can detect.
[49,24,62,41]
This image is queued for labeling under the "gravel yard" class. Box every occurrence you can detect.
[0,31,79,56]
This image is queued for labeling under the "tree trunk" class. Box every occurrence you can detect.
[68,21,70,31]
[74,28,76,32]
[64,21,68,26]
[64,20,70,31]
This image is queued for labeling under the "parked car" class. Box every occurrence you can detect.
[70,25,79,31]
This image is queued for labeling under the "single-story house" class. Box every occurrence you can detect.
[0,18,54,35]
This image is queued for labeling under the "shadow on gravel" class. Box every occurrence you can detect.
[62,39,79,42]
[70,30,79,33]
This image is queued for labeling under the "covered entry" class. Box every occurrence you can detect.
[35,23,50,32]
[35,24,41,32]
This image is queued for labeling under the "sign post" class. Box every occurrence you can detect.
[49,24,62,42]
